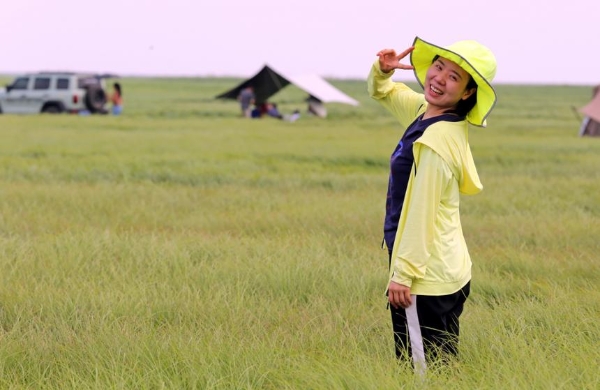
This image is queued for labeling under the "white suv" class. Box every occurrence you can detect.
[0,72,111,114]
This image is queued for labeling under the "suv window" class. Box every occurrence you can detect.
[56,78,70,89]
[34,77,51,90]
[11,77,30,90]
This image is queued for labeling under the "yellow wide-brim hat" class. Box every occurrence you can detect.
[410,36,497,127]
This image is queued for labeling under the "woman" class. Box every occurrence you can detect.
[108,82,123,115]
[367,37,497,367]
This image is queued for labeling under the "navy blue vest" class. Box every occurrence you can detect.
[384,113,464,251]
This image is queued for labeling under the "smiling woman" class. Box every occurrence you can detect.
[425,55,479,119]
[367,36,498,370]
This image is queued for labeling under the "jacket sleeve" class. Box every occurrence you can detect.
[367,60,426,129]
[390,145,451,287]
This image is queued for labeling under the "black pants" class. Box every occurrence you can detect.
[390,282,470,362]
[388,250,470,363]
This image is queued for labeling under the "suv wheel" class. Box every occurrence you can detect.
[85,85,107,113]
[41,103,63,114]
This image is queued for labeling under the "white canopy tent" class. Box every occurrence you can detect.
[284,73,359,106]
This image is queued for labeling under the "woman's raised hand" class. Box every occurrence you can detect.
[376,47,415,74]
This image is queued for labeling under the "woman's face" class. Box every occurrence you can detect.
[424,56,475,112]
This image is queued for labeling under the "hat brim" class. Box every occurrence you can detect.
[410,37,497,127]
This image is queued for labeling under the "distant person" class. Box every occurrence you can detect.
[266,102,283,119]
[287,109,301,122]
[238,86,255,118]
[251,104,262,118]
[250,102,268,118]
[307,96,327,118]
[108,82,123,115]
[368,37,497,369]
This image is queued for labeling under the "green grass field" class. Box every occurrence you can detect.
[0,75,598,389]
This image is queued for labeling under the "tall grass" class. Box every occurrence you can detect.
[0,75,598,389]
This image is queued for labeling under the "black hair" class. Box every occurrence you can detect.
[450,77,477,117]
[431,55,477,117]
[114,82,122,96]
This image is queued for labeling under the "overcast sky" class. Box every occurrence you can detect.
[1,0,598,85]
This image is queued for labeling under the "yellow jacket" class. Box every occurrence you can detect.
[368,61,483,296]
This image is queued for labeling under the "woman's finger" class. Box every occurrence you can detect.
[389,289,400,309]
[403,291,412,308]
[397,46,415,59]
[377,48,395,57]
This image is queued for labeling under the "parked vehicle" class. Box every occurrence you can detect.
[0,72,117,114]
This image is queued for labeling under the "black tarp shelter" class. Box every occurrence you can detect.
[215,64,359,107]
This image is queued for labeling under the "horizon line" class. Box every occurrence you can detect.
[0,70,596,87]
